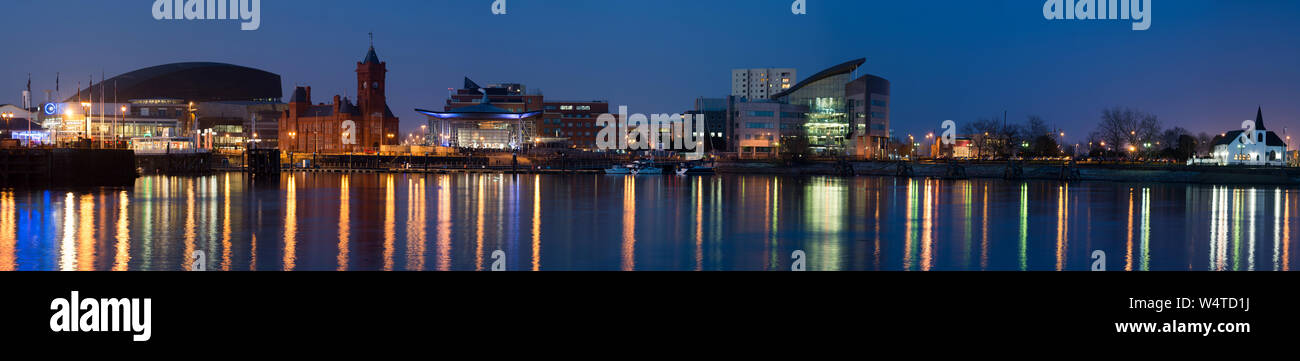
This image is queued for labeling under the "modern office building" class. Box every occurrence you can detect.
[280,44,401,153]
[772,58,890,158]
[731,99,808,159]
[692,97,730,152]
[539,100,608,149]
[844,73,892,158]
[731,68,796,100]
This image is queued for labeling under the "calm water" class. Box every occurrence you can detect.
[0,172,1296,271]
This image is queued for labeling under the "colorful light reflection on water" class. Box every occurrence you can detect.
[0,173,1296,271]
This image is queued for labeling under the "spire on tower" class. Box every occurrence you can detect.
[1256,106,1266,131]
[362,33,381,65]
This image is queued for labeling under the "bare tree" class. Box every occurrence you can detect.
[1095,107,1161,151]
[1026,115,1052,137]
[1195,132,1214,156]
[963,117,1003,158]
[1159,127,1190,150]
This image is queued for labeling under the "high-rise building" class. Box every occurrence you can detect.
[731,68,796,100]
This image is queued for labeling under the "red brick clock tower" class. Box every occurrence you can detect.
[356,35,399,149]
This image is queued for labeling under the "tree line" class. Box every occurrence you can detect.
[913,106,1228,162]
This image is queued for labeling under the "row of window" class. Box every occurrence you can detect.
[544,119,595,127]
[543,105,593,111]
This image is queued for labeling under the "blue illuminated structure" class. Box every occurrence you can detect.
[416,93,542,149]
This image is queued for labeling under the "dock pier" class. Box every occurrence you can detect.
[0,148,136,187]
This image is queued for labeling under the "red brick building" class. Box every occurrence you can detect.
[538,101,609,149]
[280,44,399,153]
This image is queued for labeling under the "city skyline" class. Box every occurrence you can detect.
[2,0,1299,143]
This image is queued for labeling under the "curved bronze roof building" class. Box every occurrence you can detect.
[772,58,866,100]
[65,62,282,103]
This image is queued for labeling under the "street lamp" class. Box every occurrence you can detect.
[80,102,92,140]
[117,105,127,146]
[2,113,12,140]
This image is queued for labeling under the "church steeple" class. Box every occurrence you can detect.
[1255,106,1266,131]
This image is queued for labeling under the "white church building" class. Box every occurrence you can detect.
[1207,108,1288,166]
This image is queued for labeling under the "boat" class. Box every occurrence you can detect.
[632,165,663,175]
[604,164,634,175]
[608,159,666,175]
[676,162,716,176]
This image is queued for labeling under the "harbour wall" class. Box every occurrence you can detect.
[1,149,136,187]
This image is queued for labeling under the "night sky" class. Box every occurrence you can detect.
[4,0,1299,143]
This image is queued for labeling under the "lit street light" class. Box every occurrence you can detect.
[1,112,13,140]
[81,102,92,140]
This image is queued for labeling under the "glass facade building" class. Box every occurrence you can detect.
[778,72,852,152]
[772,58,890,158]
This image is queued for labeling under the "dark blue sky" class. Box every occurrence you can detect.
[4,0,1299,143]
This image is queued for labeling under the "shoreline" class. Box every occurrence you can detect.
[716,161,1300,186]
[216,160,1300,186]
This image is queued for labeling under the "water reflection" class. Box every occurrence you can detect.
[337,175,350,271]
[531,175,541,271]
[437,176,452,271]
[1018,183,1027,271]
[283,175,297,271]
[2,173,1299,271]
[114,191,131,271]
[621,176,636,271]
[383,175,394,271]
[0,190,15,271]
[406,177,426,271]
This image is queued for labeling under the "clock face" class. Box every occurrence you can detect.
[45,103,58,115]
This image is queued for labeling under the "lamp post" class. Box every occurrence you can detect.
[118,105,127,147]
[2,112,12,141]
[80,102,92,141]
[1058,132,1066,156]
[926,132,934,159]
